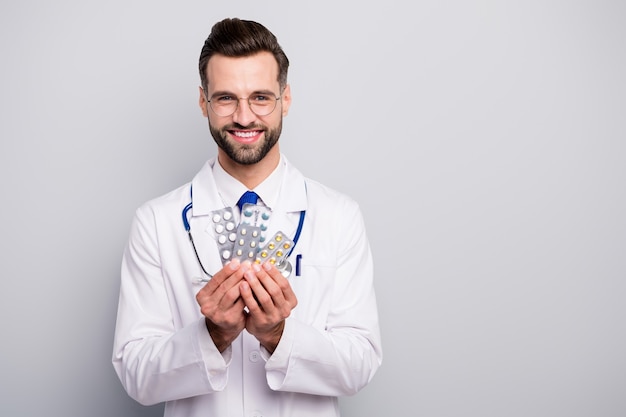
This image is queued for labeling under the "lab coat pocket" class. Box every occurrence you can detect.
[287,256,336,331]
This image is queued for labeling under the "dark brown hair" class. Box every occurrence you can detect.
[198,18,289,92]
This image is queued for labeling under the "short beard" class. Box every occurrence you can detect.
[209,120,282,165]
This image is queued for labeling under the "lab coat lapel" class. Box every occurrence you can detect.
[189,159,231,275]
[266,158,308,242]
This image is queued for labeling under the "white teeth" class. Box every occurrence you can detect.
[234,131,259,138]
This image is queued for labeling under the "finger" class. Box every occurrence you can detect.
[200,282,246,327]
[260,262,297,305]
[220,281,246,309]
[252,264,285,306]
[198,259,242,298]
[242,266,273,311]
[196,260,248,312]
[239,280,262,313]
[207,259,241,290]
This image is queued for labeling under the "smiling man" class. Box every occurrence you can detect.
[112,18,382,417]
[202,52,289,172]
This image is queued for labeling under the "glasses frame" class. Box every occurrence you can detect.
[205,92,282,117]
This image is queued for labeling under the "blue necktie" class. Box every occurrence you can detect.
[237,191,259,212]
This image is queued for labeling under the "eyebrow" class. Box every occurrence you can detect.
[209,89,278,99]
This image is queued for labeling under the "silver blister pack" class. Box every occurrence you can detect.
[240,203,272,243]
[210,207,237,264]
[231,224,262,262]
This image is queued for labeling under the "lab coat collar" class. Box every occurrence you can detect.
[275,155,308,213]
[189,154,308,218]
[189,158,224,216]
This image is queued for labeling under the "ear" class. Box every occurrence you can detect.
[281,84,292,117]
[199,86,209,117]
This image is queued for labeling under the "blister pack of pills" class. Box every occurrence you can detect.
[254,231,294,266]
[240,203,272,243]
[210,207,237,264]
[231,224,262,262]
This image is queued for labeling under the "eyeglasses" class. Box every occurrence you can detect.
[206,93,281,117]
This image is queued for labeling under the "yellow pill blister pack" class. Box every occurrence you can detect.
[254,231,294,266]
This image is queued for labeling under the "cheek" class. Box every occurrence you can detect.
[207,114,225,129]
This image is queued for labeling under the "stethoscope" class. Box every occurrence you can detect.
[182,188,305,281]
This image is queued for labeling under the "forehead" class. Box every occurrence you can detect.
[205,51,280,93]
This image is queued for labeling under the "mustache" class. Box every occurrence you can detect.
[223,122,266,130]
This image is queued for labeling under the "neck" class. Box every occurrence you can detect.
[217,147,280,189]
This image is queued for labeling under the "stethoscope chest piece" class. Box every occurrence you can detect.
[276,259,293,278]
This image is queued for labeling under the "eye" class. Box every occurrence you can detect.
[214,95,235,103]
[250,94,274,103]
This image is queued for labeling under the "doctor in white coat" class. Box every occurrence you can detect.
[112,17,382,417]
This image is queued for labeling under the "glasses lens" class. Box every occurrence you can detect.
[210,96,238,117]
[248,94,278,116]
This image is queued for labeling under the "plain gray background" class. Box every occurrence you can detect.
[1,1,625,416]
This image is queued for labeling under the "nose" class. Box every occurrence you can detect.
[232,98,257,126]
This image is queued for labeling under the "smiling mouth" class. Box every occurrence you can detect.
[232,130,262,138]
[229,129,264,144]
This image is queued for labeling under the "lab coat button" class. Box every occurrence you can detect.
[249,351,260,362]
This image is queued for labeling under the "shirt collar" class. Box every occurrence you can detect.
[212,154,286,211]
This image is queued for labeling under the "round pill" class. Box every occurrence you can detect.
[223,211,232,220]
[226,222,235,231]
[222,250,231,259]
[215,224,224,233]
[218,235,226,244]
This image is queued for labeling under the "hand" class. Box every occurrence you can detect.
[195,259,247,352]
[240,262,298,352]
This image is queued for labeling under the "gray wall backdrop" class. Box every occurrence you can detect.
[1,1,625,416]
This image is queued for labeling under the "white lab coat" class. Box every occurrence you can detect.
[112,156,382,417]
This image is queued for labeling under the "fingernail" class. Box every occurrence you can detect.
[229,258,240,270]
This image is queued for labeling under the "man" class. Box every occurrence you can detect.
[112,17,382,417]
